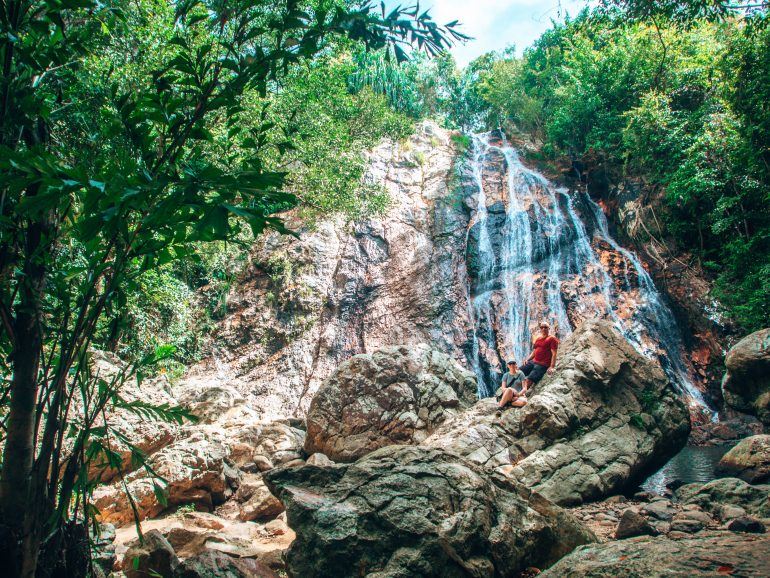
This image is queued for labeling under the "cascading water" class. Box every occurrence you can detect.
[465,131,714,417]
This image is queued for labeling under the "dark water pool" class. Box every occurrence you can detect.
[641,443,737,494]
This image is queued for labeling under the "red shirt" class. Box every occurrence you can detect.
[532,336,559,367]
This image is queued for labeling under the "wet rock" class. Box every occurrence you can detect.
[727,516,766,534]
[122,529,179,578]
[689,415,764,446]
[677,478,770,519]
[424,320,690,505]
[722,328,770,426]
[304,344,477,462]
[615,509,657,539]
[265,445,595,578]
[716,435,770,483]
[540,533,770,577]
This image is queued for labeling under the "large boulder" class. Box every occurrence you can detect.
[424,320,691,505]
[87,351,179,484]
[540,533,770,577]
[265,445,595,578]
[94,428,237,526]
[304,344,477,462]
[716,435,770,483]
[676,477,770,519]
[722,328,770,425]
[226,420,306,471]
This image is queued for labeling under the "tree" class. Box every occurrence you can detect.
[0,1,465,574]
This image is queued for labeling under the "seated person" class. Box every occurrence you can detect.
[498,360,527,409]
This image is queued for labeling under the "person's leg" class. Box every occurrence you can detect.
[526,363,547,385]
[511,396,527,407]
[498,388,515,408]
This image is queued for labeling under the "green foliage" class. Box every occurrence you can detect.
[0,0,463,572]
[462,7,770,331]
[629,413,646,430]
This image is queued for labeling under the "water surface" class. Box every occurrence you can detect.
[641,443,736,494]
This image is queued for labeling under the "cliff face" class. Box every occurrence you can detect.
[592,178,733,404]
[181,122,718,420]
[180,122,474,419]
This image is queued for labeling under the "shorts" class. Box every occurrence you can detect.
[520,361,548,383]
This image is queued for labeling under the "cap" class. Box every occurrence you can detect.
[506,359,517,365]
[539,321,550,328]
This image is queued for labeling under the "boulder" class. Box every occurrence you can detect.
[716,435,770,483]
[174,550,278,578]
[615,509,657,539]
[94,428,235,526]
[87,352,178,484]
[265,445,595,578]
[176,379,247,424]
[122,529,179,578]
[539,533,770,577]
[304,344,478,462]
[424,320,691,505]
[232,474,284,522]
[722,328,770,425]
[676,477,770,519]
[727,516,766,534]
[226,420,305,471]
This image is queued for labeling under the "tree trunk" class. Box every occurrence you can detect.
[0,217,47,577]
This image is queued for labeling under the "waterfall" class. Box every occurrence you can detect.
[465,131,715,417]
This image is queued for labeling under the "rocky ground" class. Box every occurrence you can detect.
[88,318,770,577]
[87,126,770,576]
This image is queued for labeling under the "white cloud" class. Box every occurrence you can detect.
[383,0,592,66]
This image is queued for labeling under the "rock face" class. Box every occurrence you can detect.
[265,445,595,578]
[539,533,770,577]
[716,435,770,483]
[676,478,770,519]
[177,121,474,420]
[424,320,690,505]
[304,344,477,461]
[722,328,770,425]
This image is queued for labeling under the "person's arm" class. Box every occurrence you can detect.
[547,341,558,373]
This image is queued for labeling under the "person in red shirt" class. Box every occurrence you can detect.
[519,322,559,388]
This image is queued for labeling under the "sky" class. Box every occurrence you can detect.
[383,0,592,66]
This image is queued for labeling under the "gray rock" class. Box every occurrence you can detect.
[265,445,595,577]
[233,474,284,522]
[540,533,770,577]
[669,517,704,533]
[642,500,676,521]
[122,529,179,578]
[174,550,278,577]
[305,452,334,466]
[677,478,770,519]
[728,516,766,534]
[304,344,477,462]
[425,321,690,506]
[716,435,770,483]
[615,509,657,539]
[722,328,770,426]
